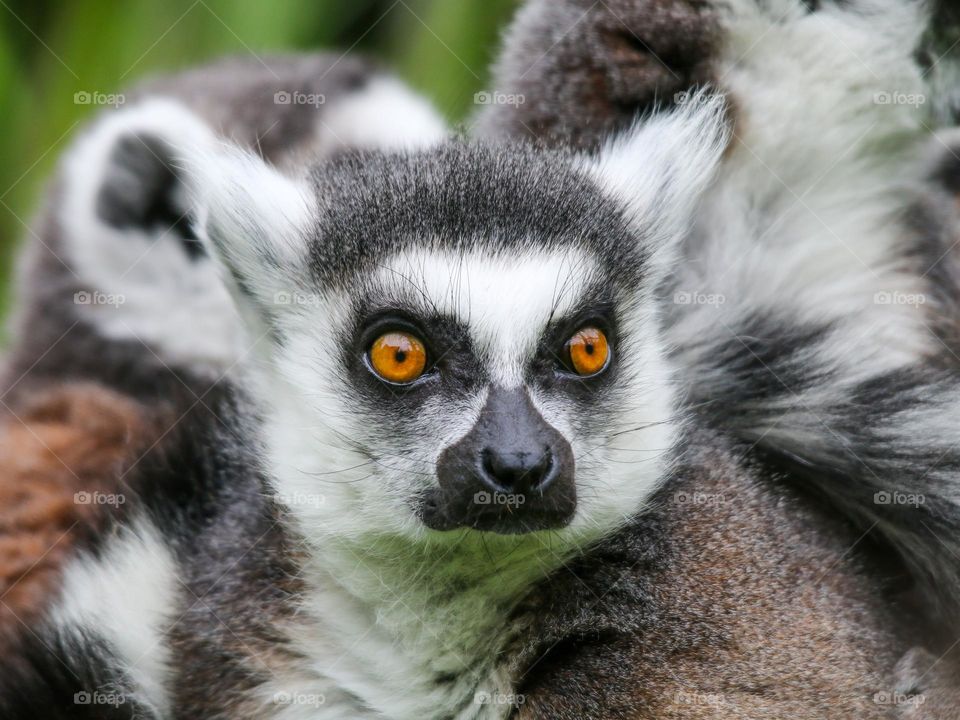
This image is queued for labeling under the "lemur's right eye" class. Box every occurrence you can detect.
[368,331,427,384]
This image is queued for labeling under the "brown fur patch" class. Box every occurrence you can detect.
[513,434,916,719]
[477,0,721,149]
[0,384,148,634]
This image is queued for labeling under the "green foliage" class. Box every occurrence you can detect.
[0,0,517,322]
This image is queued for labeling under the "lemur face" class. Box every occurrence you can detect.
[186,97,728,543]
[339,243,640,537]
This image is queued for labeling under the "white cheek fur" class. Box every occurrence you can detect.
[257,246,678,550]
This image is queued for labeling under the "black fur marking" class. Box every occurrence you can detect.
[929,148,960,197]
[306,143,646,291]
[96,133,203,260]
[0,629,154,719]
[2,319,213,408]
[682,311,834,422]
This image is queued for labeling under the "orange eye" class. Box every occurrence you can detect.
[369,331,428,384]
[567,327,610,376]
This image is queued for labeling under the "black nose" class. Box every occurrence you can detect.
[428,386,577,534]
[480,446,555,494]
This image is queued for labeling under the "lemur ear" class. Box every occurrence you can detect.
[584,91,730,275]
[60,98,221,265]
[179,143,316,324]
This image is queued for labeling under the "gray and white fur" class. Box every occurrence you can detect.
[480,0,960,627]
[3,0,960,718]
[3,53,446,404]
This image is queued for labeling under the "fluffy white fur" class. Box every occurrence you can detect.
[50,518,177,717]
[586,90,731,278]
[58,98,245,373]
[182,141,318,353]
[671,0,938,397]
[309,75,449,157]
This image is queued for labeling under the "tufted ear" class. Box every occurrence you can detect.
[583,91,730,276]
[61,98,220,261]
[177,142,318,339]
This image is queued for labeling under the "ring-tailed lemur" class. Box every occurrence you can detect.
[3,1,960,719]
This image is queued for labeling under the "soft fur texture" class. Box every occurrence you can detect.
[0,385,147,639]
[3,53,446,403]
[3,0,960,719]
[480,0,960,629]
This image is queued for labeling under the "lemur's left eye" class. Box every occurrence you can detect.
[369,331,427,384]
[565,327,610,376]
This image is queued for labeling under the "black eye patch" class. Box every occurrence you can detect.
[346,308,486,399]
[528,296,618,382]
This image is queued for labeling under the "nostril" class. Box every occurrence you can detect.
[480,448,499,488]
[536,447,554,490]
[479,446,555,494]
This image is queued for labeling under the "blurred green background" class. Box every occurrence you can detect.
[0,0,518,322]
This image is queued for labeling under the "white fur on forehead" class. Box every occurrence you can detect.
[368,246,599,386]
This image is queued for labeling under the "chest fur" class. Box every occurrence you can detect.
[243,543,559,720]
